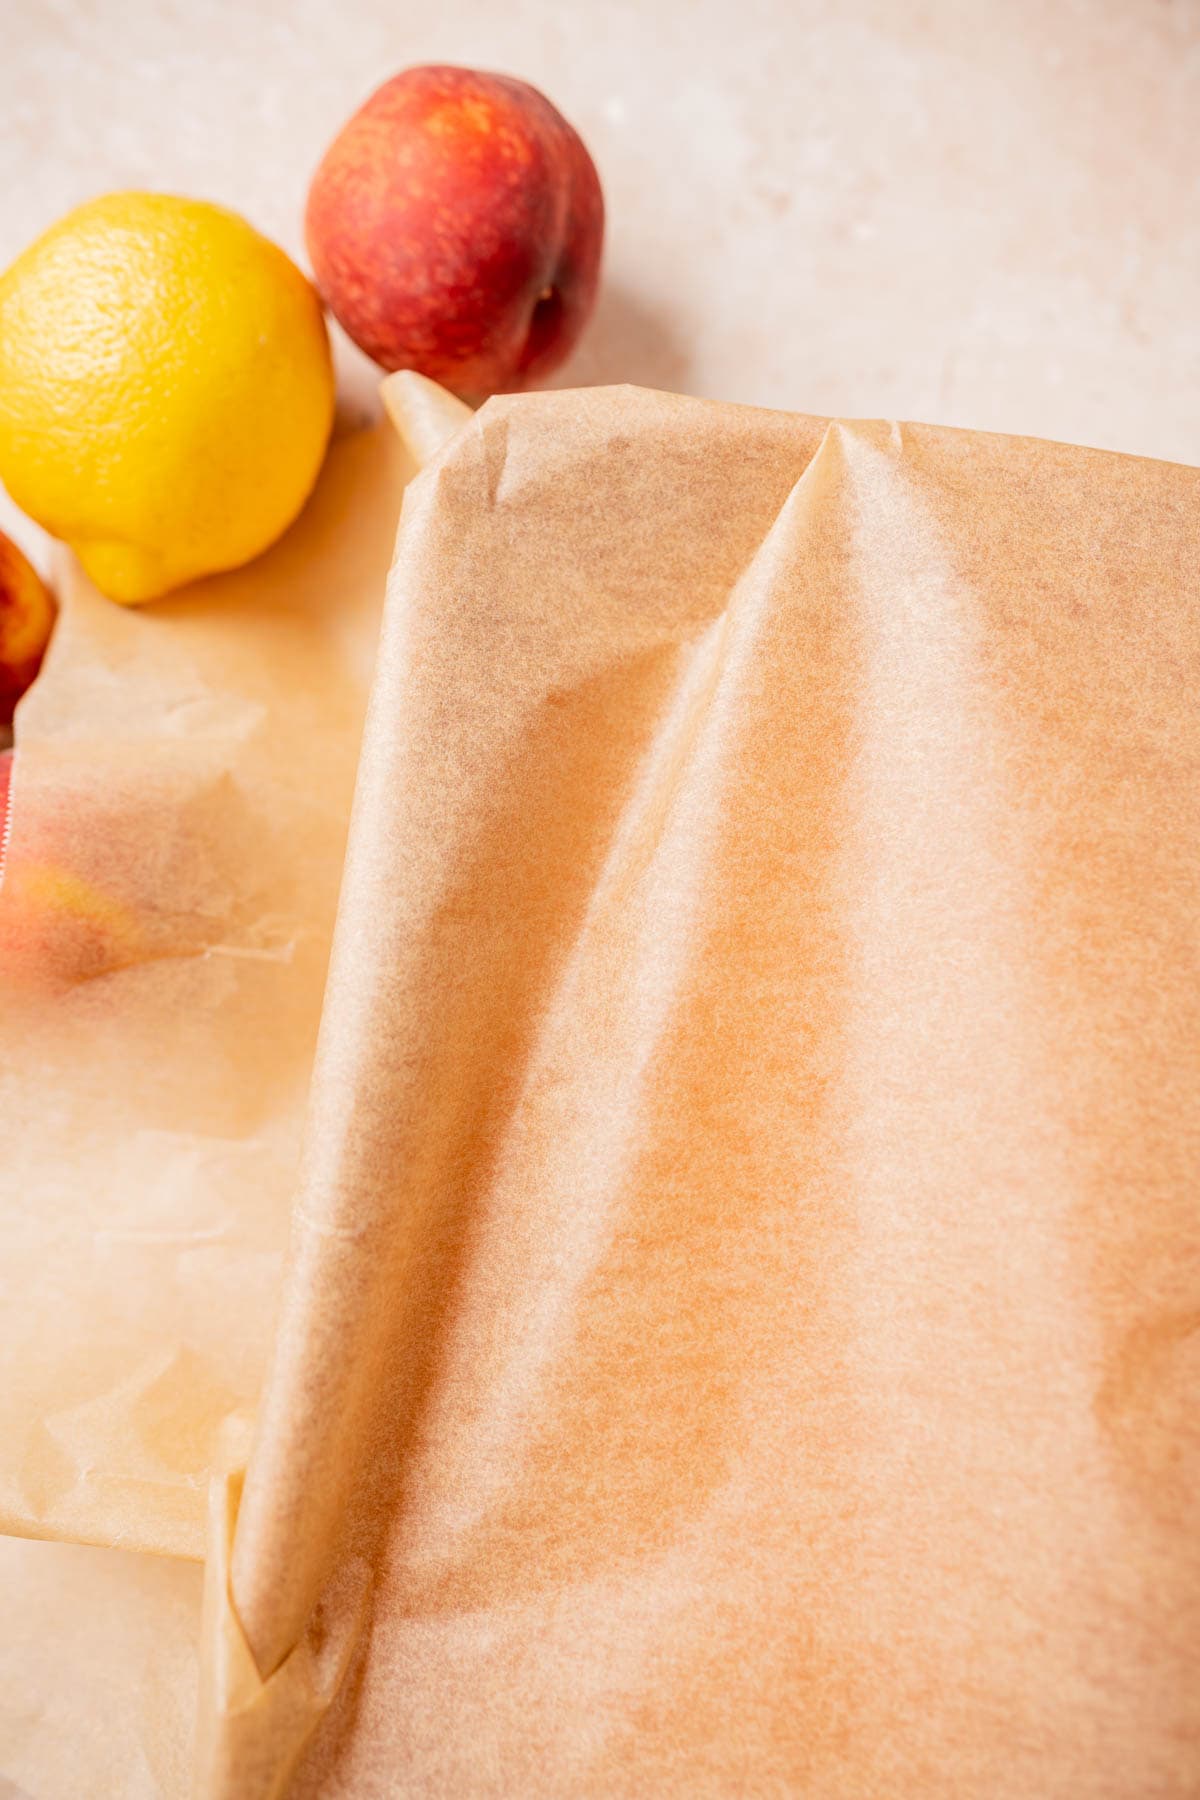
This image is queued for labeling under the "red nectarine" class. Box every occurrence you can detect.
[306,65,604,401]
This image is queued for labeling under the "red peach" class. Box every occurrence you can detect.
[305,65,604,401]
[0,531,55,726]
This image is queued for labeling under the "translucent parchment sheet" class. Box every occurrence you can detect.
[202,388,1200,1797]
[0,381,471,1797]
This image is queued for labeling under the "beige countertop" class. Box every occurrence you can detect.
[2,0,1197,556]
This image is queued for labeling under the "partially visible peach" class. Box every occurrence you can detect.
[305,65,604,400]
[0,865,137,992]
[0,750,140,988]
[0,531,55,725]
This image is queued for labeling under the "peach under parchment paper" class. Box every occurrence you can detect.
[0,414,413,1561]
[206,387,1200,1798]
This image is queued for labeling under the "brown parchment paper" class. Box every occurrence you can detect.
[194,386,1200,1798]
[0,386,469,1800]
[0,1532,201,1799]
[2,379,1197,1797]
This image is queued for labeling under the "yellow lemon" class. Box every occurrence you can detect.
[0,192,335,604]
